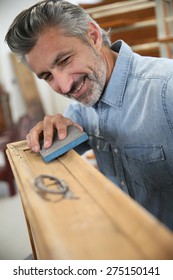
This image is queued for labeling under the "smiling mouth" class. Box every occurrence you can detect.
[75,80,84,92]
[70,76,86,97]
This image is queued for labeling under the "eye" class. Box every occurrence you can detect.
[44,73,53,82]
[59,56,70,66]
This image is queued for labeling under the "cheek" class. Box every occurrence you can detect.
[72,54,94,71]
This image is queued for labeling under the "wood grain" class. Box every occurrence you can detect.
[6,140,173,260]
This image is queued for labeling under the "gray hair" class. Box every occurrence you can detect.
[5,0,111,63]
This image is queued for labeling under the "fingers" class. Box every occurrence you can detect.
[52,114,83,140]
[26,114,83,152]
[42,115,56,149]
[26,121,43,152]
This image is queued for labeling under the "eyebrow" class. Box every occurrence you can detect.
[37,50,73,79]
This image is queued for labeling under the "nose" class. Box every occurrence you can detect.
[51,70,73,94]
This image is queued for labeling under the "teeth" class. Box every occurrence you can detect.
[75,81,84,93]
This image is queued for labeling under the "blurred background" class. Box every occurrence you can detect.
[0,0,173,259]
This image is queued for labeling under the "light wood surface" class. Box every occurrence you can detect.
[10,54,45,121]
[6,140,173,260]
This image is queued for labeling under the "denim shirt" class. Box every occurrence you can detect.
[64,40,173,230]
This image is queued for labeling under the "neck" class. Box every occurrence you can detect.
[102,46,118,84]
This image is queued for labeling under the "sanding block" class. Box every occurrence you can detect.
[39,125,88,163]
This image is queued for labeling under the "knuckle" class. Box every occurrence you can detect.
[43,115,51,122]
[55,113,63,122]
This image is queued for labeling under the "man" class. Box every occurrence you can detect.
[5,0,173,230]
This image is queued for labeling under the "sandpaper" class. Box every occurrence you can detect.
[39,125,88,162]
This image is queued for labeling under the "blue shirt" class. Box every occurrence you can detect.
[64,40,173,230]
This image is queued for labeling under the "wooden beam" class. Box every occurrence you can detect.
[6,140,173,259]
[10,54,45,121]
[86,0,155,19]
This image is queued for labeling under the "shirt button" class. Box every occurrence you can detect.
[121,180,125,186]
[114,148,118,153]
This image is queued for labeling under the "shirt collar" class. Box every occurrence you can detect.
[99,40,133,108]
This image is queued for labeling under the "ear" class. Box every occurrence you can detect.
[88,22,102,50]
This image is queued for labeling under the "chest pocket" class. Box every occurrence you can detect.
[124,145,173,191]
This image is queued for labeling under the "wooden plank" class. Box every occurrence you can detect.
[158,35,173,43]
[0,85,13,131]
[81,0,126,10]
[85,0,155,15]
[111,25,157,46]
[95,9,155,29]
[6,140,173,260]
[10,54,45,121]
[132,42,160,57]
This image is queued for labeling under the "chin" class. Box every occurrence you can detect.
[80,96,100,107]
[75,87,101,106]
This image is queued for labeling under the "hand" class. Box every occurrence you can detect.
[26,113,83,152]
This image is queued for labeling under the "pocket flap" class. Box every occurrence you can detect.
[124,145,165,164]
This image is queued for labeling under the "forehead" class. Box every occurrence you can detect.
[37,26,70,46]
[26,27,82,70]
[31,26,86,54]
